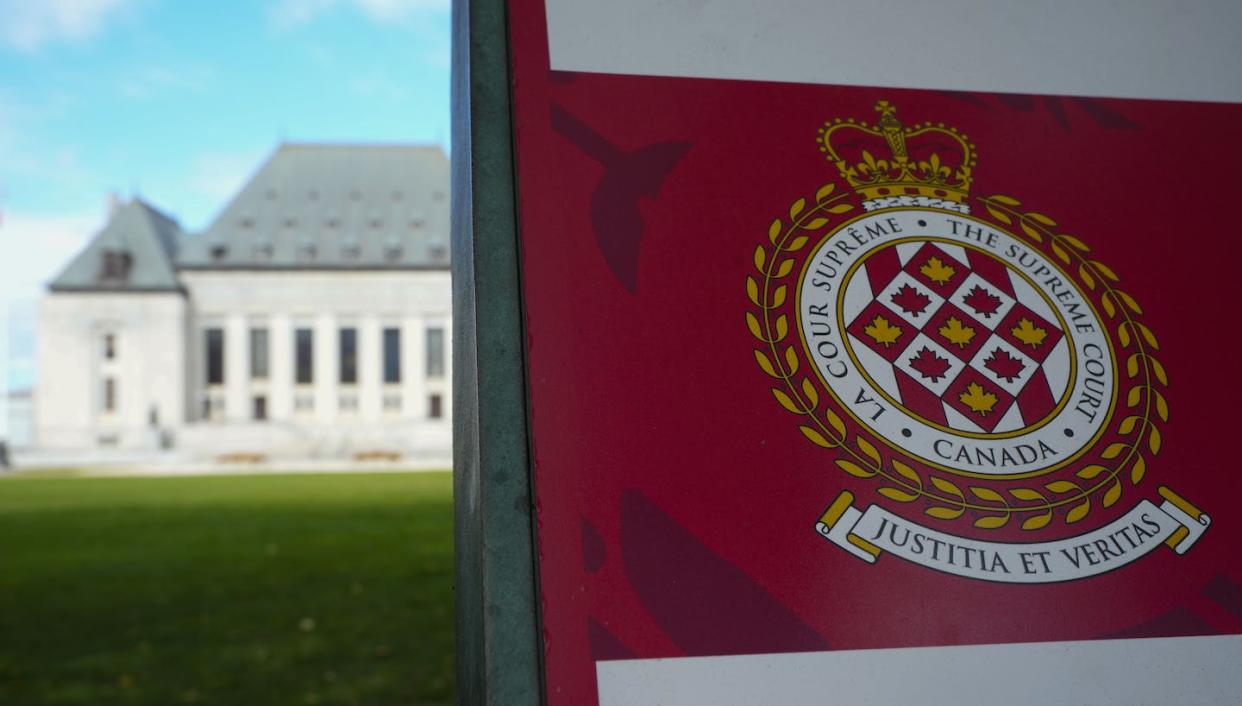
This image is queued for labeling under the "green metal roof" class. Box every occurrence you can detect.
[179,143,450,270]
[48,199,183,292]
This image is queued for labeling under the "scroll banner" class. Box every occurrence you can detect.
[816,487,1210,583]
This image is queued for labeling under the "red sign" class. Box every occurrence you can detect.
[504,2,1242,702]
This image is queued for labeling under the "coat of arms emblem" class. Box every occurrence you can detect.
[746,101,1209,582]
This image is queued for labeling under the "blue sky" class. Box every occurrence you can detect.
[0,0,450,392]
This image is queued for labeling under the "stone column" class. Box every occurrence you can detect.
[269,314,293,420]
[403,316,424,422]
[314,313,337,424]
[225,313,248,422]
[441,317,453,422]
[359,314,382,423]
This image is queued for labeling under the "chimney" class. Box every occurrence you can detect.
[107,191,124,218]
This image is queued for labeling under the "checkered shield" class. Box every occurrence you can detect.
[845,241,1067,434]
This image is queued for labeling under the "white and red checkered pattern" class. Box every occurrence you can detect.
[844,241,1068,434]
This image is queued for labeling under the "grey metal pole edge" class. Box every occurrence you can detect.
[451,0,545,704]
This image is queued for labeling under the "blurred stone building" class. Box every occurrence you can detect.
[36,144,451,459]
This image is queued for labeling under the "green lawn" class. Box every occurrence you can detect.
[0,472,454,706]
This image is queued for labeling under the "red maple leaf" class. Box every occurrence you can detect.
[983,347,1025,382]
[962,285,1001,318]
[908,346,951,382]
[890,284,931,316]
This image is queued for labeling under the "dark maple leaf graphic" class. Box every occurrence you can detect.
[962,285,1002,318]
[550,104,692,293]
[908,347,951,382]
[890,284,931,316]
[983,347,1025,382]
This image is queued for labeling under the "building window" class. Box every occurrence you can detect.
[426,326,445,378]
[383,393,402,412]
[103,333,116,360]
[294,394,314,412]
[298,238,317,261]
[253,395,268,421]
[340,394,359,412]
[383,327,401,383]
[205,328,225,385]
[341,238,361,260]
[100,250,132,281]
[339,328,357,384]
[428,393,443,419]
[103,377,117,413]
[295,328,314,384]
[250,328,269,380]
[253,238,273,260]
[383,236,403,262]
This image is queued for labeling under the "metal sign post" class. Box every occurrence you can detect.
[452,0,542,703]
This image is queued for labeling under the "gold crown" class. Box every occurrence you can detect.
[818,101,976,203]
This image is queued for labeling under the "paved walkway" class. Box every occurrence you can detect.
[3,450,452,477]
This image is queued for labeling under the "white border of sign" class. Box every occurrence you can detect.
[597,634,1242,705]
[546,0,1242,103]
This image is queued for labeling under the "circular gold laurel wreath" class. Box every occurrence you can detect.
[745,187,1168,530]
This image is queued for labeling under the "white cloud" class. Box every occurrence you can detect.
[0,0,139,52]
[5,298,39,392]
[0,209,103,391]
[270,0,447,29]
[0,94,107,299]
[119,65,215,100]
[0,210,100,304]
